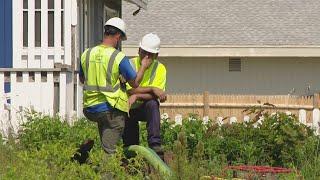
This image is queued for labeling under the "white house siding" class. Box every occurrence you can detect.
[160,57,320,95]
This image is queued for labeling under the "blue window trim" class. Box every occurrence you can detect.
[0,0,13,68]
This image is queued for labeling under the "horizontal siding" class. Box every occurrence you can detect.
[160,57,320,95]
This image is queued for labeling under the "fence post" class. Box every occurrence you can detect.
[313,93,320,108]
[59,72,67,119]
[312,108,320,135]
[203,91,209,117]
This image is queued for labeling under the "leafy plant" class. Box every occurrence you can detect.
[0,108,319,179]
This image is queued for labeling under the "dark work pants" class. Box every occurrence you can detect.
[83,109,126,154]
[123,99,161,148]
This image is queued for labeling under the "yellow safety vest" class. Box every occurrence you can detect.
[127,57,167,109]
[81,45,129,112]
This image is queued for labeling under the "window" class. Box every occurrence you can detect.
[229,58,241,72]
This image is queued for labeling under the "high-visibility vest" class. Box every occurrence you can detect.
[127,57,167,109]
[81,45,129,112]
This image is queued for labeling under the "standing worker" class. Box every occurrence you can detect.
[79,17,152,155]
[123,33,167,159]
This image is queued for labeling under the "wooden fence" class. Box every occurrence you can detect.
[160,92,318,124]
[1,90,319,137]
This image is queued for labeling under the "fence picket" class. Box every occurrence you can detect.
[312,108,320,135]
[299,109,307,125]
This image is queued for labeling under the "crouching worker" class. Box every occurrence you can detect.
[79,18,152,155]
[123,33,167,159]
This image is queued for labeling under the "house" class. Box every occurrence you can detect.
[0,0,147,135]
[122,0,320,95]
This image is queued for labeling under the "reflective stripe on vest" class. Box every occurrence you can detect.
[83,83,120,92]
[83,48,120,92]
[107,50,120,85]
[149,61,159,85]
[84,48,93,84]
[129,58,159,85]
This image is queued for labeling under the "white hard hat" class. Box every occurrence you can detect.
[105,17,127,40]
[139,33,160,53]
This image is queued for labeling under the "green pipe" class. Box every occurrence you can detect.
[127,145,173,178]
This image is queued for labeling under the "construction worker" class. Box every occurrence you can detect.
[79,17,152,155]
[123,33,167,158]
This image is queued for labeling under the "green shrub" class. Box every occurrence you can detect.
[0,108,319,179]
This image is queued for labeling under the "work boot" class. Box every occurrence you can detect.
[150,145,164,161]
[71,139,94,164]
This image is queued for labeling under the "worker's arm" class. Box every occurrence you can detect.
[127,87,159,107]
[119,55,152,88]
[128,55,152,88]
[128,87,167,102]
[127,63,167,102]
[127,87,154,95]
[128,93,156,107]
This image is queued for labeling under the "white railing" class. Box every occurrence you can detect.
[12,0,72,68]
[0,69,79,137]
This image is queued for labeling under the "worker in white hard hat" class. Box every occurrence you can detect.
[78,17,152,156]
[122,33,167,159]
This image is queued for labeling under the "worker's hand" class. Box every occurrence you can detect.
[153,88,167,103]
[141,55,152,69]
[159,93,167,103]
[128,94,137,108]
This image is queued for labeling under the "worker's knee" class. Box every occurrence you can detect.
[145,99,159,109]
